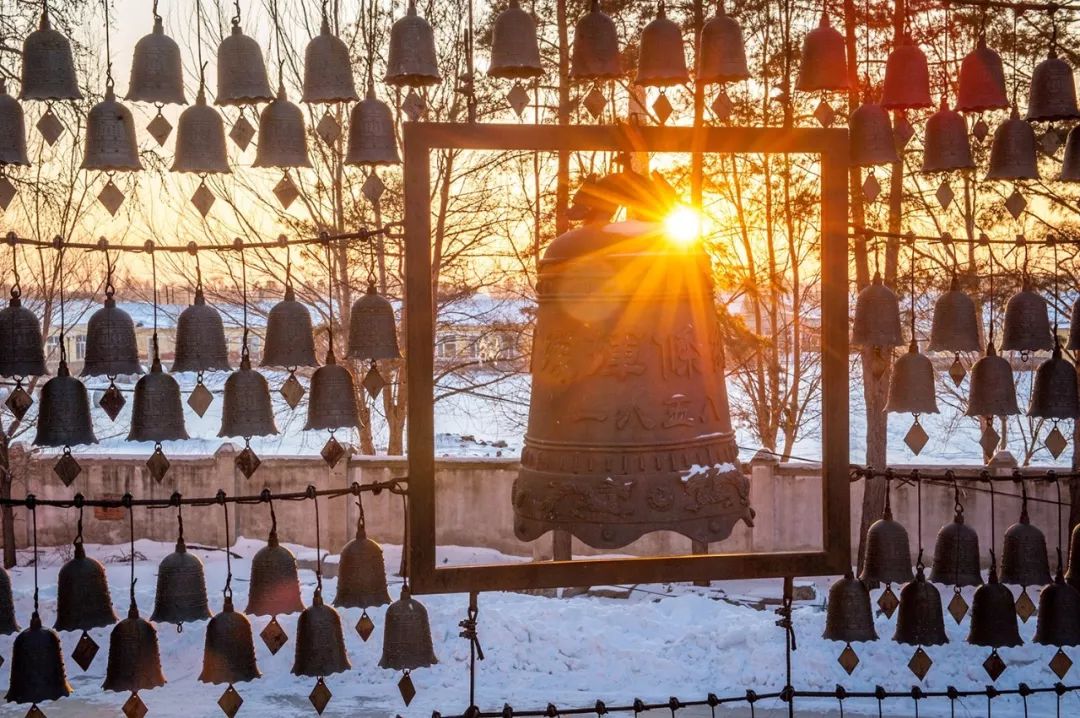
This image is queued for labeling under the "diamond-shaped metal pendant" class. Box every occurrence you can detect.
[862,172,880,203]
[904,420,929,455]
[280,373,305,409]
[983,649,1006,681]
[362,171,385,205]
[146,446,171,483]
[813,99,835,128]
[936,180,954,210]
[191,182,216,217]
[398,672,417,706]
[1042,128,1062,156]
[877,585,899,618]
[98,179,126,216]
[235,445,261,479]
[218,685,243,718]
[402,89,425,122]
[949,356,966,386]
[356,612,375,642]
[321,435,345,469]
[1015,589,1036,622]
[26,705,45,718]
[908,646,933,680]
[583,86,606,119]
[1046,425,1068,459]
[316,111,342,145]
[123,692,148,718]
[147,113,173,146]
[1050,648,1073,679]
[72,630,100,671]
[99,383,126,421]
[894,113,914,148]
[0,174,17,211]
[837,644,859,675]
[229,115,256,150]
[54,451,82,487]
[972,117,989,143]
[711,90,733,122]
[947,591,969,624]
[652,93,673,125]
[5,384,32,420]
[979,424,1000,458]
[188,382,213,417]
[309,678,332,715]
[1005,188,1027,220]
[507,82,530,117]
[37,107,64,145]
[362,363,386,399]
[260,617,288,655]
[273,174,300,210]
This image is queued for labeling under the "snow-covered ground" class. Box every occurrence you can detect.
[0,539,1075,718]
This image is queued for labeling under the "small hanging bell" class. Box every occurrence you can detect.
[858,502,913,586]
[488,0,543,79]
[795,12,848,92]
[1000,506,1052,587]
[634,2,688,88]
[956,36,1008,113]
[1029,343,1080,419]
[822,572,877,643]
[304,349,361,431]
[199,595,261,684]
[928,511,982,587]
[345,86,401,167]
[851,272,903,349]
[219,354,279,439]
[216,20,273,106]
[33,360,97,448]
[81,85,143,172]
[0,568,18,635]
[696,1,749,85]
[0,292,46,377]
[150,537,213,625]
[301,13,358,104]
[333,512,391,610]
[262,285,318,368]
[1060,125,1080,181]
[0,79,30,166]
[570,0,621,81]
[348,281,401,361]
[885,341,939,415]
[102,604,166,693]
[880,40,932,110]
[253,83,311,169]
[171,83,230,174]
[246,529,304,617]
[1001,281,1053,353]
[1025,49,1080,122]
[19,7,82,102]
[1067,523,1080,591]
[985,107,1038,181]
[81,293,143,377]
[291,589,351,677]
[54,541,118,632]
[965,343,1020,418]
[171,287,231,372]
[379,585,438,671]
[126,14,187,105]
[921,99,975,172]
[1034,563,1080,647]
[893,566,948,646]
[928,277,980,353]
[128,355,189,442]
[849,101,899,166]
[968,562,1022,647]
[385,1,442,88]
[4,612,72,704]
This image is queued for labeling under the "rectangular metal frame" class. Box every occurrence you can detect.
[404,123,849,594]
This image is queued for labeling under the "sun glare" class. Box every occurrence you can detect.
[664,205,704,246]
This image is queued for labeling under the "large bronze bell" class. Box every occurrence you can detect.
[0,79,30,167]
[921,99,974,172]
[0,568,18,635]
[126,14,186,105]
[171,287,231,372]
[880,41,932,110]
[261,285,318,369]
[956,36,1008,113]
[1029,343,1080,419]
[379,586,438,671]
[985,107,1038,181]
[81,85,142,172]
[965,343,1020,417]
[634,3,688,88]
[19,7,81,102]
[795,13,847,92]
[345,86,401,167]
[851,272,902,349]
[82,294,143,377]
[291,590,351,677]
[885,340,939,415]
[54,541,118,632]
[246,529,304,617]
[1001,282,1053,353]
[301,13,358,104]
[1000,506,1051,587]
[570,0,621,81]
[4,612,71,704]
[33,360,97,448]
[968,562,1022,647]
[928,277,980,353]
[822,572,877,643]
[894,567,948,646]
[347,280,401,360]
[489,0,543,79]
[128,355,188,442]
[333,510,391,610]
[1068,523,1080,591]
[385,1,442,88]
[170,84,230,174]
[219,355,279,438]
[150,537,212,625]
[304,349,360,431]
[216,21,273,106]
[0,293,46,377]
[253,83,310,169]
[849,101,898,166]
[199,596,261,684]
[858,502,913,586]
[102,604,166,693]
[1060,125,1080,182]
[696,1,748,85]
[1034,564,1080,647]
[1025,49,1080,122]
[928,511,982,587]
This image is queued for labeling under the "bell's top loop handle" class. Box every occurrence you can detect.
[74,499,85,546]
[152,0,160,22]
[221,495,233,600]
[232,0,241,27]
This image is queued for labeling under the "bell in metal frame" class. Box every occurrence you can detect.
[385,0,441,88]
[0,568,17,635]
[333,504,391,611]
[348,280,401,361]
[171,287,231,373]
[1000,501,1052,588]
[19,5,82,102]
[54,540,118,633]
[1029,343,1080,420]
[968,560,1022,648]
[880,40,932,111]
[291,589,351,678]
[0,79,30,167]
[858,497,913,586]
[851,272,902,349]
[102,604,166,693]
[219,353,279,439]
[822,572,877,643]
[0,290,46,377]
[199,594,261,685]
[956,36,1008,113]
[795,12,847,92]
[302,11,358,104]
[1025,48,1080,122]
[261,284,318,369]
[965,343,1019,418]
[246,527,304,618]
[985,108,1038,181]
[304,348,361,432]
[928,510,982,587]
[928,277,980,354]
[345,86,401,167]
[696,1,749,85]
[570,0,620,81]
[216,19,273,106]
[150,535,213,626]
[893,566,948,646]
[1000,281,1053,353]
[849,100,898,167]
[1033,559,1080,647]
[921,99,974,173]
[4,611,72,705]
[128,352,189,443]
[33,359,97,448]
[81,290,143,378]
[171,79,231,175]
[489,0,543,80]
[885,340,939,416]
[1060,125,1080,181]
[634,2,688,88]
[253,83,311,169]
[126,13,187,105]
[379,585,438,671]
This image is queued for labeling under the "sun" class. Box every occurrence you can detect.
[663,205,705,246]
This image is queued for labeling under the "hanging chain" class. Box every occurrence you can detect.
[239,241,250,360]
[219,490,233,600]
[102,0,113,88]
[125,493,136,607]
[310,485,323,594]
[28,494,38,614]
[460,592,484,710]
